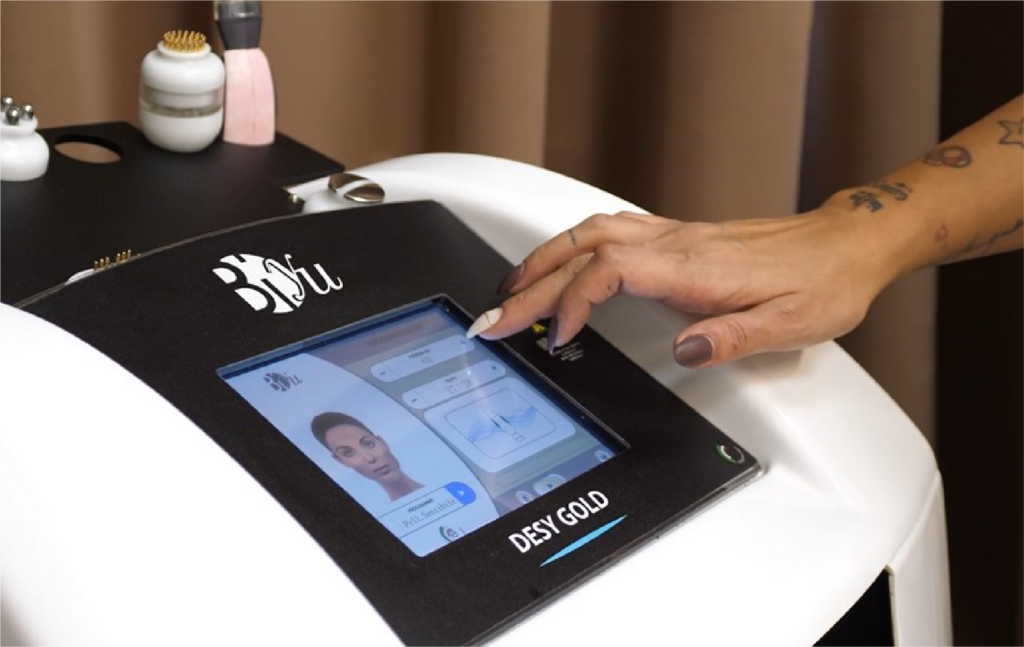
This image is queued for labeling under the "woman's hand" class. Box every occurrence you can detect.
[469,201,902,368]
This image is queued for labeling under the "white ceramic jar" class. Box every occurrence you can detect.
[139,31,225,153]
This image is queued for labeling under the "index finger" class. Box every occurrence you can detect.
[473,255,592,341]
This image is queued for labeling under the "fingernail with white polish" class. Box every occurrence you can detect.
[466,308,503,339]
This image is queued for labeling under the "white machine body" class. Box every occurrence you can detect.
[0,154,950,645]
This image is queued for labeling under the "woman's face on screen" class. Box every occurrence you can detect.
[325,424,401,484]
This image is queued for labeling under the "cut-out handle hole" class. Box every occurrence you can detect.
[55,138,122,164]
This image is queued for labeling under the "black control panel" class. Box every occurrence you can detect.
[19,202,760,645]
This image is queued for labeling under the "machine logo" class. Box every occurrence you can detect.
[439,526,463,542]
[212,253,344,314]
[264,372,302,392]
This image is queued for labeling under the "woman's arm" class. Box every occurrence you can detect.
[469,95,1023,368]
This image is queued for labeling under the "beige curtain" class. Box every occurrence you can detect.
[14,3,1024,645]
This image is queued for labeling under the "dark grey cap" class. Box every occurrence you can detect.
[214,1,261,21]
[214,1,263,49]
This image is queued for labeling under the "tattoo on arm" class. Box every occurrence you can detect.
[923,145,972,168]
[955,218,1024,259]
[998,118,1023,148]
[848,181,913,212]
[872,181,912,200]
[849,190,883,212]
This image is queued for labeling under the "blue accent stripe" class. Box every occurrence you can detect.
[541,515,627,567]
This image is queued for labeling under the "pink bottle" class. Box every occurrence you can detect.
[215,1,275,146]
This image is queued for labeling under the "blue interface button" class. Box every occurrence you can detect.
[444,482,477,505]
[532,473,567,495]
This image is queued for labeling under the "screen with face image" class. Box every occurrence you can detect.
[220,297,624,556]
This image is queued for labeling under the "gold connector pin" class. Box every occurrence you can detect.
[92,250,134,272]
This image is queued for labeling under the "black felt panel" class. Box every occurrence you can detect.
[1,122,342,305]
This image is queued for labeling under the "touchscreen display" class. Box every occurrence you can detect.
[220,297,624,556]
